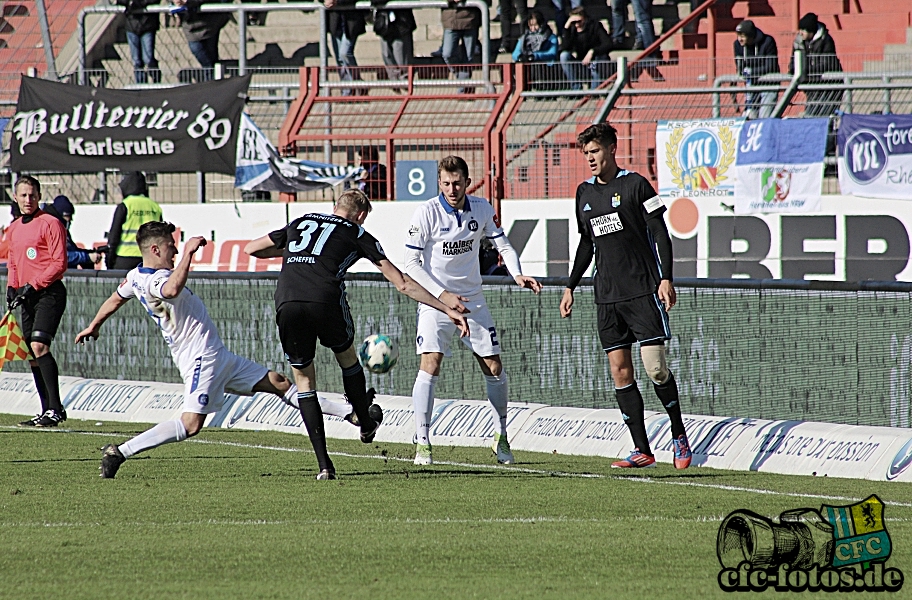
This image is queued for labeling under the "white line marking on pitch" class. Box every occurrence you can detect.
[5,427,912,509]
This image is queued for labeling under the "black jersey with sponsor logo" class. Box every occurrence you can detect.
[575,170,666,303]
[268,213,387,307]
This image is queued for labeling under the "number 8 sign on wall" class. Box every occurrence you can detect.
[395,160,438,201]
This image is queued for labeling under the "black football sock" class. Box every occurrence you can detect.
[298,391,334,472]
[341,363,372,433]
[30,365,49,414]
[35,353,63,413]
[616,383,652,456]
[654,372,686,439]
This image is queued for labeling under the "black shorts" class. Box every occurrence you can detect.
[276,300,354,368]
[20,280,67,345]
[597,293,670,352]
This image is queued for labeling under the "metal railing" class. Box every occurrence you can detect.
[77,1,492,89]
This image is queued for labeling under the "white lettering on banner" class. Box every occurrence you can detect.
[186,104,232,150]
[885,122,912,152]
[590,213,623,236]
[67,137,176,157]
[12,109,47,153]
[68,383,150,413]
[852,140,882,173]
[12,100,193,152]
[740,122,764,153]
[890,334,911,428]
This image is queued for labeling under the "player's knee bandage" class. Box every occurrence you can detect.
[640,345,669,385]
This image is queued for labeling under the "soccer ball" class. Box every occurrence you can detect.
[359,334,399,374]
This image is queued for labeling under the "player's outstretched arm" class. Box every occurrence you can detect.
[490,236,542,294]
[244,235,283,259]
[75,291,130,344]
[161,236,206,299]
[376,259,470,337]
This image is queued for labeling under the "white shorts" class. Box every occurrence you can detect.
[415,294,501,358]
[181,348,269,415]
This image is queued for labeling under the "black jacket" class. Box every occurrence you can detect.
[326,0,367,39]
[789,25,842,80]
[560,18,612,59]
[180,0,231,43]
[116,0,160,35]
[733,28,779,81]
[373,9,416,41]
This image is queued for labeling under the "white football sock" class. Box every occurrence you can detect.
[485,372,509,436]
[282,383,299,408]
[319,396,354,419]
[119,419,188,458]
[412,370,437,446]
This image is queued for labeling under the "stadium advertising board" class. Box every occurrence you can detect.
[734,118,829,214]
[838,114,912,200]
[9,76,250,174]
[657,118,744,199]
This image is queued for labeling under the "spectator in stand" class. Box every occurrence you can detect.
[117,0,162,84]
[324,0,368,96]
[512,10,559,91]
[358,146,388,200]
[551,0,582,40]
[790,12,843,117]
[734,19,779,119]
[41,196,103,270]
[441,0,484,94]
[611,0,656,52]
[373,4,416,87]
[107,172,163,270]
[173,0,231,82]
[498,0,528,55]
[559,6,612,91]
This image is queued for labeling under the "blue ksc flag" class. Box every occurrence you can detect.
[235,113,362,192]
[734,118,828,214]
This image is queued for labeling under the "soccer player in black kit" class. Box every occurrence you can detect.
[559,123,692,469]
[246,190,469,480]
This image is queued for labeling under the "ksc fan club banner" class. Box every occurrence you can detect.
[734,118,828,214]
[235,113,362,192]
[839,114,912,200]
[657,119,744,199]
[10,75,251,174]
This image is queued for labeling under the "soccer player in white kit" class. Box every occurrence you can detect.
[75,221,353,478]
[404,156,542,465]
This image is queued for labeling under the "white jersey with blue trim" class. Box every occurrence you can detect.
[405,194,505,297]
[117,266,225,375]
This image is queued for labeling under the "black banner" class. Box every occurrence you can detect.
[10,75,251,174]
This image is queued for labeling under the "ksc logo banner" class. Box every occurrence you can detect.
[717,494,903,592]
[657,119,743,199]
[838,114,912,200]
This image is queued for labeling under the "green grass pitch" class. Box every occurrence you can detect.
[2,415,911,599]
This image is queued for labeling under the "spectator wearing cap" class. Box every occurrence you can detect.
[106,172,163,270]
[41,195,102,269]
[790,12,843,117]
[734,19,779,119]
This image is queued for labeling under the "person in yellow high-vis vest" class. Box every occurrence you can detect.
[106,172,162,270]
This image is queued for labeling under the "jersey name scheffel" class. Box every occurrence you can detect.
[406,194,505,297]
[117,266,224,376]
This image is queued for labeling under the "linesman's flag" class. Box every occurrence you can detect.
[0,311,32,371]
